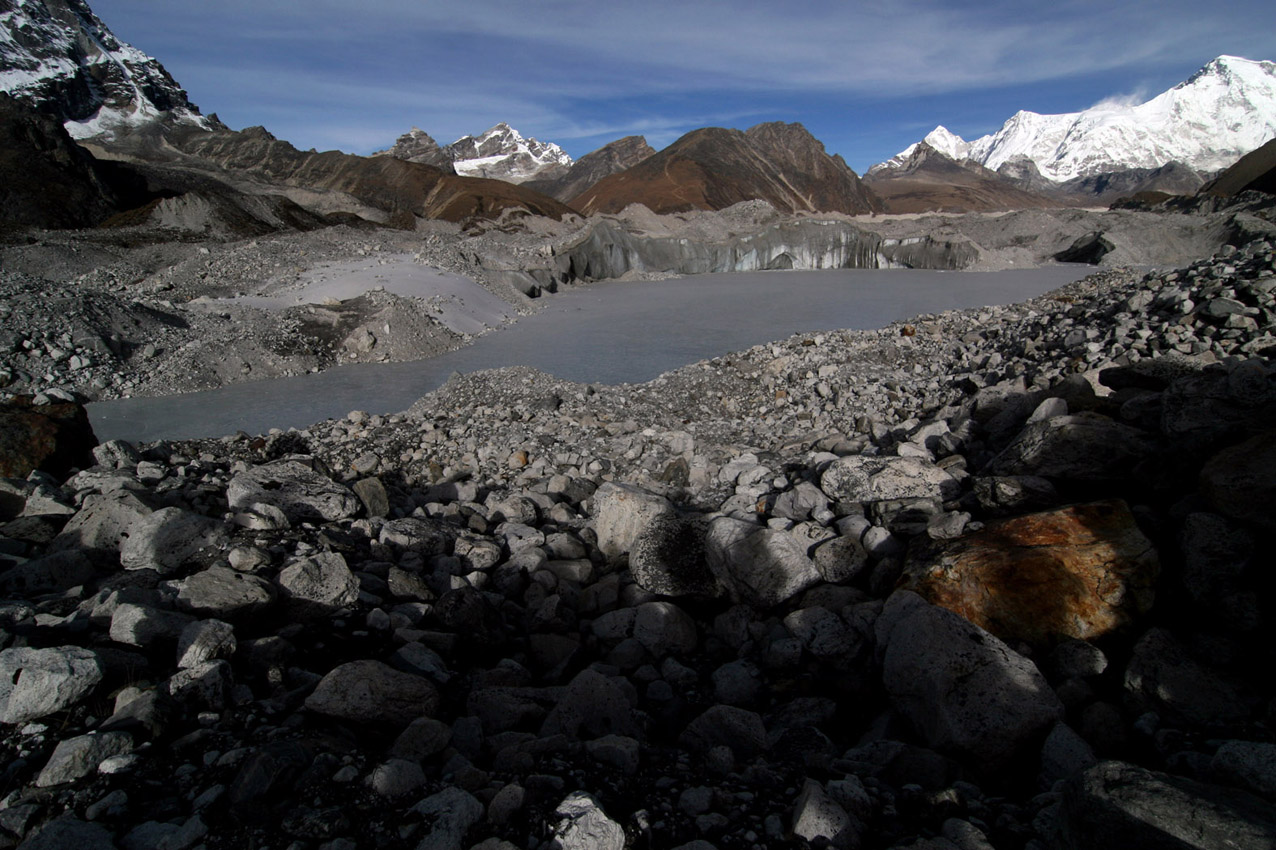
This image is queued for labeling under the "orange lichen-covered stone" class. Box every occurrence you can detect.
[901,500,1159,650]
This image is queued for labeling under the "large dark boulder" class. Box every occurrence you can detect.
[0,395,97,480]
[1052,761,1276,849]
[1054,231,1115,264]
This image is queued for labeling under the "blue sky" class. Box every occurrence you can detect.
[93,0,1274,173]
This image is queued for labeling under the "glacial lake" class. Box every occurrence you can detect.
[88,266,1090,442]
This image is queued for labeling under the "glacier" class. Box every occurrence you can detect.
[873,56,1276,183]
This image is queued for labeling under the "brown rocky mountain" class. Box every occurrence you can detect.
[863,142,1062,213]
[570,123,883,216]
[119,125,577,225]
[1202,138,1276,197]
[743,122,882,213]
[523,135,656,202]
[371,127,454,172]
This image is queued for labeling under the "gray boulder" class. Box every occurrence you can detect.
[971,475,1058,516]
[0,550,95,595]
[540,668,639,740]
[791,779,862,849]
[990,413,1156,482]
[1179,512,1257,628]
[1123,628,1249,727]
[175,619,236,669]
[592,482,676,564]
[680,704,768,759]
[352,476,390,518]
[875,591,1062,774]
[0,646,103,724]
[820,455,959,503]
[1039,722,1099,787]
[411,786,485,850]
[1199,432,1276,532]
[811,535,870,585]
[108,603,194,647]
[276,552,359,619]
[165,659,233,711]
[774,482,833,522]
[784,606,859,660]
[17,815,118,850]
[632,601,698,657]
[49,490,153,560]
[1052,760,1276,850]
[92,439,143,469]
[629,513,719,598]
[378,517,454,555]
[226,459,361,523]
[390,717,452,761]
[364,758,427,798]
[550,791,625,850]
[705,517,822,608]
[119,507,228,574]
[711,659,762,706]
[1213,741,1276,801]
[35,731,133,787]
[305,660,439,728]
[172,566,274,619]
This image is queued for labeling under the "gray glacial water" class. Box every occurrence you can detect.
[88,266,1090,442]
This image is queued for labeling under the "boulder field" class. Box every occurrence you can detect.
[1,240,1275,849]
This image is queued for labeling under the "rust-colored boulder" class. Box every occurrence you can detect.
[0,396,98,480]
[901,500,1159,650]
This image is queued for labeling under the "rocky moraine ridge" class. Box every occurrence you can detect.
[2,241,1276,850]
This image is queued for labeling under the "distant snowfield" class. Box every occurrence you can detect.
[201,254,517,335]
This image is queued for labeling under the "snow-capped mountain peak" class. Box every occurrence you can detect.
[873,55,1276,183]
[920,126,972,161]
[0,0,207,140]
[444,123,573,183]
[866,125,972,176]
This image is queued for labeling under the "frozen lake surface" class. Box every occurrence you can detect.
[89,265,1090,442]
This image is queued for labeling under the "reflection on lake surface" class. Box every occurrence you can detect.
[89,265,1090,442]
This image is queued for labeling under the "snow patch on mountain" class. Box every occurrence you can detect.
[0,0,206,139]
[874,56,1276,183]
[445,123,572,183]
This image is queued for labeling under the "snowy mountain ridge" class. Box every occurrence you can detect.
[873,56,1276,183]
[0,0,206,139]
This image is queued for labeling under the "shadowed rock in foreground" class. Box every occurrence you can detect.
[2,240,1275,848]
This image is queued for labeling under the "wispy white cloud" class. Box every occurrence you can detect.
[107,0,1266,98]
[1088,88,1152,111]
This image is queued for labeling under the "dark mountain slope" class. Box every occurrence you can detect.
[0,94,134,229]
[155,126,577,224]
[1202,138,1276,197]
[863,143,1062,213]
[524,135,656,202]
